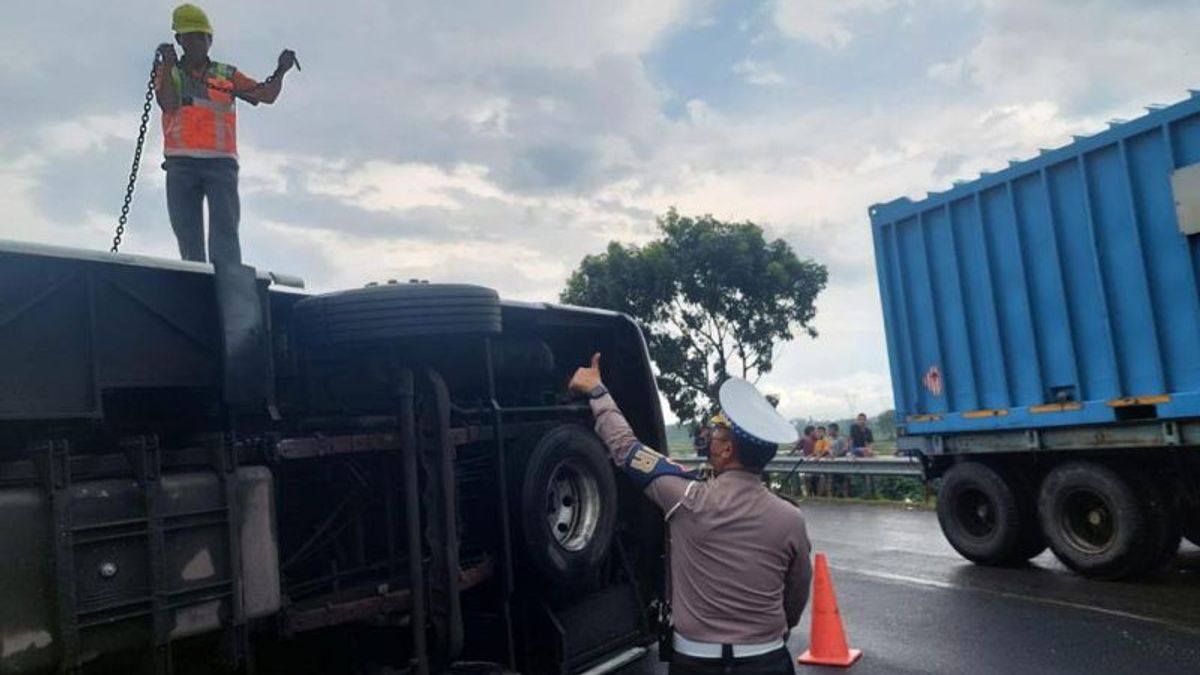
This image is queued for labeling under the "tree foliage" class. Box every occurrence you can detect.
[874,409,897,440]
[561,209,828,423]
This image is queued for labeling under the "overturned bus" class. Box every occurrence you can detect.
[0,240,665,674]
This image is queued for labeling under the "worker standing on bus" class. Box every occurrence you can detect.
[570,354,812,675]
[154,4,296,265]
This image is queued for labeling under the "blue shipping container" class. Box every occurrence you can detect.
[870,93,1200,437]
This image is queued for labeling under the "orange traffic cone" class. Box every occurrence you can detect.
[797,553,862,668]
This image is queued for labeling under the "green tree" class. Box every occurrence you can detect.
[561,209,828,423]
[874,409,896,440]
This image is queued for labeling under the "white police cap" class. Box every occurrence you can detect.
[717,377,798,446]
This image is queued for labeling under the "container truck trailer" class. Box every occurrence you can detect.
[0,240,664,674]
[870,92,1200,579]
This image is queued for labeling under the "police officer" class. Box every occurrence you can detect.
[569,354,812,675]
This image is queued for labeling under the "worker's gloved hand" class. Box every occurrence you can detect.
[157,43,178,67]
[277,49,297,74]
[568,352,604,395]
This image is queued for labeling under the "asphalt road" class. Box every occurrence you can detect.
[623,501,1200,675]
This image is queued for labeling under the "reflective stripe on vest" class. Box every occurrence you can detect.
[162,62,238,159]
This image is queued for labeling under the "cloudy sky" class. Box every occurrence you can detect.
[4,0,1200,421]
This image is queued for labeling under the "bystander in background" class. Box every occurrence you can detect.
[850,413,874,457]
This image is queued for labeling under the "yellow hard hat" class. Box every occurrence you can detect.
[172,4,213,35]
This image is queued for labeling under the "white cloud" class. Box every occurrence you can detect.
[772,0,898,49]
[733,59,787,86]
[249,219,569,299]
[926,58,965,86]
[238,148,296,196]
[465,97,513,137]
[307,162,508,212]
[684,99,717,127]
[37,114,134,156]
[0,162,48,239]
[956,0,1200,113]
[773,370,895,422]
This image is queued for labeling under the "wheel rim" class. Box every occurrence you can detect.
[1060,489,1115,554]
[545,459,601,552]
[954,487,997,539]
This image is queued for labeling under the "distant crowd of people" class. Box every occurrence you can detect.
[790,413,876,459]
[691,412,879,499]
[788,414,876,498]
[692,412,876,459]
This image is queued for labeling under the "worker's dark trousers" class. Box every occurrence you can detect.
[669,647,793,675]
[164,157,242,265]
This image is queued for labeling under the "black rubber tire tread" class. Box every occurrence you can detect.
[1180,509,1200,547]
[294,283,501,347]
[1126,472,1181,575]
[1038,461,1150,580]
[518,425,618,589]
[1182,499,1200,548]
[937,462,1027,566]
[1005,468,1048,562]
[449,663,519,675]
[302,306,501,323]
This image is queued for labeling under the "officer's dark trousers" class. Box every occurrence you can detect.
[164,157,242,265]
[669,647,793,675]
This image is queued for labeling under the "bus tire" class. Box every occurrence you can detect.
[518,426,618,588]
[294,283,501,347]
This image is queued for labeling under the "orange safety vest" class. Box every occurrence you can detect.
[162,61,239,159]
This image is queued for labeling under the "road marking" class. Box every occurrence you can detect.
[838,566,1200,636]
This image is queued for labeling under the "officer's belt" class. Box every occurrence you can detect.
[672,634,784,659]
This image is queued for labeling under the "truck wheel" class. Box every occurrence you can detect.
[1126,474,1181,575]
[1038,462,1149,579]
[936,462,1030,565]
[293,283,501,347]
[519,426,617,588]
[1180,514,1200,547]
[449,662,520,675]
[1182,500,1200,548]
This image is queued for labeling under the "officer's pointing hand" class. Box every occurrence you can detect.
[569,352,603,395]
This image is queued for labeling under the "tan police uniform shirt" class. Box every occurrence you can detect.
[590,394,813,644]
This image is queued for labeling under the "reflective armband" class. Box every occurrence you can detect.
[622,443,699,489]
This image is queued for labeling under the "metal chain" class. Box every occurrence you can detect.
[177,60,287,96]
[111,55,160,253]
[110,51,295,253]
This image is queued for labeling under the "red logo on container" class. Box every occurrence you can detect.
[923,366,943,397]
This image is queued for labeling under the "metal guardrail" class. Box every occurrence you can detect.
[673,456,925,478]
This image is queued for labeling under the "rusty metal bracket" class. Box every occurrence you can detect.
[398,370,430,675]
[213,432,249,671]
[275,433,403,460]
[485,338,517,668]
[422,368,463,668]
[1025,429,1041,450]
[1162,421,1181,446]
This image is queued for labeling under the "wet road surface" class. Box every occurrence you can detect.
[624,501,1200,674]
